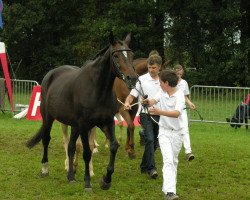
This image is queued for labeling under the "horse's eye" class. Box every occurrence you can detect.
[113,54,119,58]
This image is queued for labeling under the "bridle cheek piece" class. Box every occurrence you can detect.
[111,49,134,87]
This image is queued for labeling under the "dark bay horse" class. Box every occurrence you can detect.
[26,32,137,191]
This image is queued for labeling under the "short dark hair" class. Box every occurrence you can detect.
[147,54,162,67]
[159,69,178,87]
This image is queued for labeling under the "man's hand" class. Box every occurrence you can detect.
[188,102,196,110]
[124,103,131,110]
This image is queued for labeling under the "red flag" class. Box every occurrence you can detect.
[0,42,14,111]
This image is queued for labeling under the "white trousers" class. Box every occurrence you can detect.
[182,109,192,154]
[158,128,184,194]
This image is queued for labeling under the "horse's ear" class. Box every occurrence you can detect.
[109,31,115,45]
[124,33,131,45]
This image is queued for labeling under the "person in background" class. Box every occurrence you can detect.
[124,51,162,179]
[174,64,195,161]
[143,69,185,200]
[138,50,161,146]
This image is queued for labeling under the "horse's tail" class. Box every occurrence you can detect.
[26,126,44,149]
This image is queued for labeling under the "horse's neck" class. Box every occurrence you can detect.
[94,53,116,94]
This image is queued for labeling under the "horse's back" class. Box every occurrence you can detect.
[40,65,82,124]
[41,65,80,92]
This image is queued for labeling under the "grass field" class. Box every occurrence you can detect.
[0,113,249,200]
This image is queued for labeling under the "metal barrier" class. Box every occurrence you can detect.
[189,85,250,126]
[0,79,39,113]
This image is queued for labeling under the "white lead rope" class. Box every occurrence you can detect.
[117,97,161,127]
[117,98,140,109]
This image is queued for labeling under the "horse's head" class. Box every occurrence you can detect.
[109,32,137,90]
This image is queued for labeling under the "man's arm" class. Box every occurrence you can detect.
[124,94,136,110]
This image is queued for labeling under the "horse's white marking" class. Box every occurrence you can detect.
[41,162,49,174]
[122,51,127,58]
[122,47,128,58]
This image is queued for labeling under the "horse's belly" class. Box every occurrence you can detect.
[46,97,77,124]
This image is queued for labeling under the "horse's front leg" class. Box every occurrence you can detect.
[79,128,92,191]
[120,110,136,159]
[115,113,124,144]
[100,122,119,190]
[67,126,79,182]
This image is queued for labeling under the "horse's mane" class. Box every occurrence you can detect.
[91,45,110,60]
[81,60,94,68]
[80,45,110,68]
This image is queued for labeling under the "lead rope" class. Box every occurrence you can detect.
[125,78,160,126]
[117,98,139,108]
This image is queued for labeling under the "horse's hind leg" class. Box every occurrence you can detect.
[41,115,54,177]
[62,124,69,171]
[100,123,119,190]
[74,136,82,173]
[90,127,99,154]
[67,126,79,182]
[62,124,81,173]
[88,128,96,176]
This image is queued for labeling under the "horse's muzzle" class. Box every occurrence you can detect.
[125,75,138,90]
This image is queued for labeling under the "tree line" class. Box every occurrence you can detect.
[0,0,249,86]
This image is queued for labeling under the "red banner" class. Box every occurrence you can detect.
[0,42,14,111]
[26,86,42,120]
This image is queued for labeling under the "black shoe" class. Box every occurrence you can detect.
[147,169,158,179]
[164,192,179,200]
[186,153,195,161]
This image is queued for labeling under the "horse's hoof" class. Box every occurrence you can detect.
[40,172,49,178]
[69,179,77,184]
[100,177,111,190]
[84,187,93,192]
[67,175,76,183]
[126,149,136,159]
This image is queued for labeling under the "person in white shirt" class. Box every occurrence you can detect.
[174,64,195,161]
[142,69,185,200]
[124,53,162,179]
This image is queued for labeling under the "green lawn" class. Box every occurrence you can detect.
[0,113,249,200]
